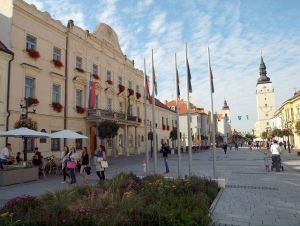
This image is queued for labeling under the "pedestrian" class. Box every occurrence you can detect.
[32,147,43,166]
[283,141,287,150]
[80,147,89,184]
[223,143,228,156]
[61,146,71,183]
[95,145,107,181]
[263,152,270,172]
[16,152,23,164]
[270,140,283,172]
[67,147,78,184]
[0,143,11,169]
[160,143,170,173]
[235,142,238,151]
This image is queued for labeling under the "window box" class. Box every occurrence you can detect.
[75,67,84,73]
[167,125,170,131]
[92,74,99,80]
[51,102,63,112]
[136,92,141,99]
[128,88,134,96]
[76,106,86,114]
[26,49,40,59]
[52,59,63,68]
[106,80,113,85]
[26,97,39,107]
[118,84,125,94]
[162,124,166,130]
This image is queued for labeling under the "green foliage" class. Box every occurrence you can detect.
[0,173,219,226]
[282,128,292,136]
[14,118,37,130]
[295,121,300,135]
[272,128,283,137]
[261,131,268,139]
[244,133,255,141]
[98,120,119,139]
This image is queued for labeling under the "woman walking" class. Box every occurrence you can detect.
[95,145,107,181]
[67,147,78,184]
[61,146,71,183]
[80,147,89,184]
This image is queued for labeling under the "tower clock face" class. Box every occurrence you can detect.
[260,106,272,113]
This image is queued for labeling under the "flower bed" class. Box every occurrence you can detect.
[0,173,218,225]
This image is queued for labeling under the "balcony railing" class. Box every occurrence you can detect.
[87,108,138,124]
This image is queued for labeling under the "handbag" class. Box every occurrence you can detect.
[84,166,91,175]
[67,161,76,169]
[100,160,108,168]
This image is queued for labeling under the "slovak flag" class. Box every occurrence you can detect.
[89,81,96,108]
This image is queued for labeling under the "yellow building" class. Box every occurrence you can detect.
[0,0,176,158]
[273,91,300,149]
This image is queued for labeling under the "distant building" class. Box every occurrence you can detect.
[216,100,232,143]
[254,56,275,137]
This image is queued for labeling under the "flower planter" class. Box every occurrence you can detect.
[106,80,113,85]
[26,49,40,59]
[92,74,99,80]
[118,84,125,94]
[51,102,63,112]
[76,106,86,114]
[128,88,134,96]
[52,59,63,68]
[75,68,84,73]
[26,97,39,107]
[136,92,141,99]
[0,167,39,186]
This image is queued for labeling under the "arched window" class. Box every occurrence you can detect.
[75,131,83,149]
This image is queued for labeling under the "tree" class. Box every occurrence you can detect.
[282,128,292,136]
[261,131,268,140]
[98,120,119,139]
[244,133,255,141]
[272,128,283,137]
[295,121,300,135]
[169,128,177,141]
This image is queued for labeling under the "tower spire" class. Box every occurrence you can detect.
[257,55,271,84]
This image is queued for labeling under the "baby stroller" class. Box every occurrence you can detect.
[271,155,284,172]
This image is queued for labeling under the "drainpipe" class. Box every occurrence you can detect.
[6,52,14,143]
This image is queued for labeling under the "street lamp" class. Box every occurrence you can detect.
[19,97,37,161]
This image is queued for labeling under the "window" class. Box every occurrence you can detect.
[137,107,140,117]
[76,56,82,69]
[92,64,98,75]
[75,132,83,149]
[40,129,47,143]
[266,122,269,126]
[162,117,164,127]
[52,84,61,103]
[265,104,267,107]
[107,70,112,81]
[26,34,36,50]
[95,95,99,109]
[25,77,35,98]
[128,81,132,89]
[118,134,123,147]
[51,130,60,151]
[129,104,133,115]
[118,76,122,85]
[136,85,139,93]
[166,118,168,126]
[53,47,61,61]
[119,102,123,112]
[25,138,34,152]
[129,135,133,147]
[76,89,83,107]
[107,97,112,110]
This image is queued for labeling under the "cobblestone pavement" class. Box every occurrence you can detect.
[1,147,300,226]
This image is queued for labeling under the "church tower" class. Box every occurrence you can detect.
[222,100,230,120]
[255,56,275,137]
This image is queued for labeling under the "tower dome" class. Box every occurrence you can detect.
[257,56,271,84]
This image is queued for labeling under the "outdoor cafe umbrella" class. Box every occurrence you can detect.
[0,127,50,161]
[48,130,88,139]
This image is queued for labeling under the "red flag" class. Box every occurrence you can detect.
[89,81,96,108]
[145,75,151,100]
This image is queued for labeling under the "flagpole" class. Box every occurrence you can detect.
[143,58,149,175]
[185,43,193,176]
[208,46,216,179]
[151,49,157,173]
[175,53,182,178]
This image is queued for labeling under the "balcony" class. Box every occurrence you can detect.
[87,108,139,125]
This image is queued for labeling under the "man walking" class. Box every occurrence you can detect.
[160,143,170,173]
[0,143,11,169]
[270,140,282,171]
[223,143,228,157]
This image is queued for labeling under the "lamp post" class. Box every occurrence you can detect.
[19,98,37,161]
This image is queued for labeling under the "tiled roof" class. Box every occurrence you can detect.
[0,41,13,55]
[149,97,175,112]
[165,99,207,115]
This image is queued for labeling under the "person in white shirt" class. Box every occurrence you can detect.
[0,143,11,169]
[270,140,283,171]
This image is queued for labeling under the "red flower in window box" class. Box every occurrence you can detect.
[138,118,142,123]
[52,59,63,68]
[51,102,63,112]
[106,80,113,85]
[75,67,84,73]
[76,106,86,114]
[118,84,125,94]
[128,88,134,96]
[26,97,39,107]
[92,74,99,80]
[26,49,40,59]
[136,92,141,99]
[162,124,166,130]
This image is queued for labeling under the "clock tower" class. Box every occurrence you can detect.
[255,56,275,137]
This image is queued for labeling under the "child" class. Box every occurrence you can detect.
[264,152,270,172]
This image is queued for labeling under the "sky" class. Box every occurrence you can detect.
[25,0,300,132]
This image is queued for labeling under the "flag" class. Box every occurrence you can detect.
[246,115,249,120]
[209,66,215,93]
[238,116,242,120]
[152,50,157,96]
[145,75,151,100]
[186,58,192,93]
[88,81,96,108]
[176,66,180,98]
